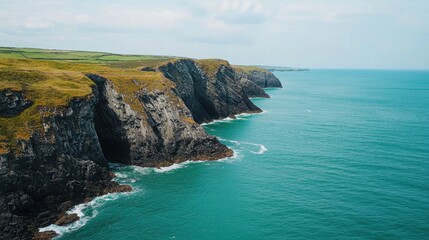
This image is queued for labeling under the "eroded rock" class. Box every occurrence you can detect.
[0,89,33,117]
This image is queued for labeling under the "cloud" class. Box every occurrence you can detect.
[276,1,372,22]
[0,0,428,68]
[199,0,268,24]
[99,5,191,30]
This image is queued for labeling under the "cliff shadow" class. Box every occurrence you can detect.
[87,74,132,164]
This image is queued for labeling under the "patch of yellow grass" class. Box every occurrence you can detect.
[182,116,196,125]
[195,59,230,77]
[232,65,270,74]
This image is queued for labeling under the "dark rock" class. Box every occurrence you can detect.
[141,66,156,72]
[234,68,283,88]
[55,213,79,226]
[58,200,74,212]
[239,78,270,98]
[87,73,233,167]
[106,184,133,194]
[0,89,33,117]
[0,88,120,239]
[33,230,58,240]
[158,59,262,124]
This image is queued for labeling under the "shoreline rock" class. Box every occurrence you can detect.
[55,213,80,226]
[33,231,58,240]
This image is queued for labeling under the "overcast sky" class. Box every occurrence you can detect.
[1,0,428,69]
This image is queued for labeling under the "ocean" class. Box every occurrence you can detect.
[43,69,429,239]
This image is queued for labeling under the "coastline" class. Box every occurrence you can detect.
[0,49,282,239]
[37,106,269,238]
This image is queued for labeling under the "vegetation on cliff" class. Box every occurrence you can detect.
[0,57,173,155]
[0,48,276,156]
[232,64,271,74]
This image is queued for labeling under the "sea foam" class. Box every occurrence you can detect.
[217,137,268,155]
[38,191,134,238]
[201,110,264,126]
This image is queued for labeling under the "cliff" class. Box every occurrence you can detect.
[0,87,127,239]
[87,73,232,167]
[0,56,277,239]
[238,78,270,98]
[233,65,283,89]
[158,59,261,123]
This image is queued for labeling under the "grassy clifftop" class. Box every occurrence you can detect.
[0,57,172,155]
[232,64,271,74]
[0,47,267,155]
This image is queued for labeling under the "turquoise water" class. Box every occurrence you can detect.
[56,70,429,239]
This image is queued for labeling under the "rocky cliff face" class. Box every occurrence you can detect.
[158,59,262,124]
[0,89,124,240]
[88,74,232,167]
[239,78,270,98]
[0,89,33,117]
[234,67,283,88]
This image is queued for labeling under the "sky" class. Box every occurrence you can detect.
[0,0,428,69]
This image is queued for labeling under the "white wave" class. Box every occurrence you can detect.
[217,137,241,145]
[155,159,211,173]
[38,191,133,238]
[114,172,128,179]
[154,163,185,173]
[250,144,268,154]
[229,149,242,159]
[201,117,235,126]
[305,109,312,113]
[217,149,241,162]
[201,111,265,126]
[218,137,268,155]
[132,166,152,175]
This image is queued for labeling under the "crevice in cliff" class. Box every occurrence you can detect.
[87,74,131,165]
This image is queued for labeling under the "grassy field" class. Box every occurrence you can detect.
[0,47,174,64]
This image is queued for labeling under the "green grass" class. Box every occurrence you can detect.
[232,64,270,74]
[0,47,175,65]
[195,59,230,77]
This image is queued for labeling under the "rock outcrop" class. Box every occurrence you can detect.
[0,89,33,117]
[158,59,261,124]
[239,78,270,98]
[234,66,283,88]
[87,74,232,167]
